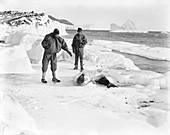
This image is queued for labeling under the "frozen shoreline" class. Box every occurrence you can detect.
[92,40,170,61]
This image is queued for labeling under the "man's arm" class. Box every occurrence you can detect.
[59,37,72,57]
[71,35,76,53]
[41,35,50,49]
[81,35,87,46]
[71,36,76,48]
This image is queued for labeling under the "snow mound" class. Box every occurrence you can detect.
[103,69,168,89]
[5,32,44,63]
[84,45,140,70]
[0,45,34,74]
[92,40,170,61]
[0,23,9,41]
[5,31,26,45]
[20,34,44,63]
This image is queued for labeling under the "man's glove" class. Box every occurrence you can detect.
[67,50,72,57]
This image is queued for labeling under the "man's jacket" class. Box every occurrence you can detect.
[72,33,87,49]
[42,33,68,54]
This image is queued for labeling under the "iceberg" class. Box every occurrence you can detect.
[110,20,137,32]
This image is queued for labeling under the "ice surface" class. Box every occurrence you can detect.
[92,40,170,61]
[0,90,39,135]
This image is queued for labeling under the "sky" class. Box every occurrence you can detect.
[0,0,169,31]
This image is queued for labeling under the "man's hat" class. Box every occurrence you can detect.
[53,28,59,35]
[77,27,82,32]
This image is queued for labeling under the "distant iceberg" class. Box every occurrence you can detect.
[110,20,137,32]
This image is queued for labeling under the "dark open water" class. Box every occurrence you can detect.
[66,30,170,74]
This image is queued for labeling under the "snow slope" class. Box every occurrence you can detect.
[92,40,170,61]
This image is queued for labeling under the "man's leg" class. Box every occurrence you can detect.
[79,48,84,71]
[41,53,50,83]
[50,53,60,83]
[74,50,79,69]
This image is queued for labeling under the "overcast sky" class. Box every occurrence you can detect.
[0,0,169,31]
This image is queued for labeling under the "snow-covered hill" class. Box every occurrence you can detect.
[0,11,73,41]
[0,11,73,27]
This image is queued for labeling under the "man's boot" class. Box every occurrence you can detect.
[41,72,47,83]
[80,67,84,72]
[73,66,78,70]
[80,63,84,72]
[52,71,60,83]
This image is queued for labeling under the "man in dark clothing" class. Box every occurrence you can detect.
[72,28,87,71]
[41,28,72,83]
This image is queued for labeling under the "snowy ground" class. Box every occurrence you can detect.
[0,61,170,135]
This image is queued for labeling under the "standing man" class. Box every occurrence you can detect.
[72,28,87,71]
[41,28,72,83]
